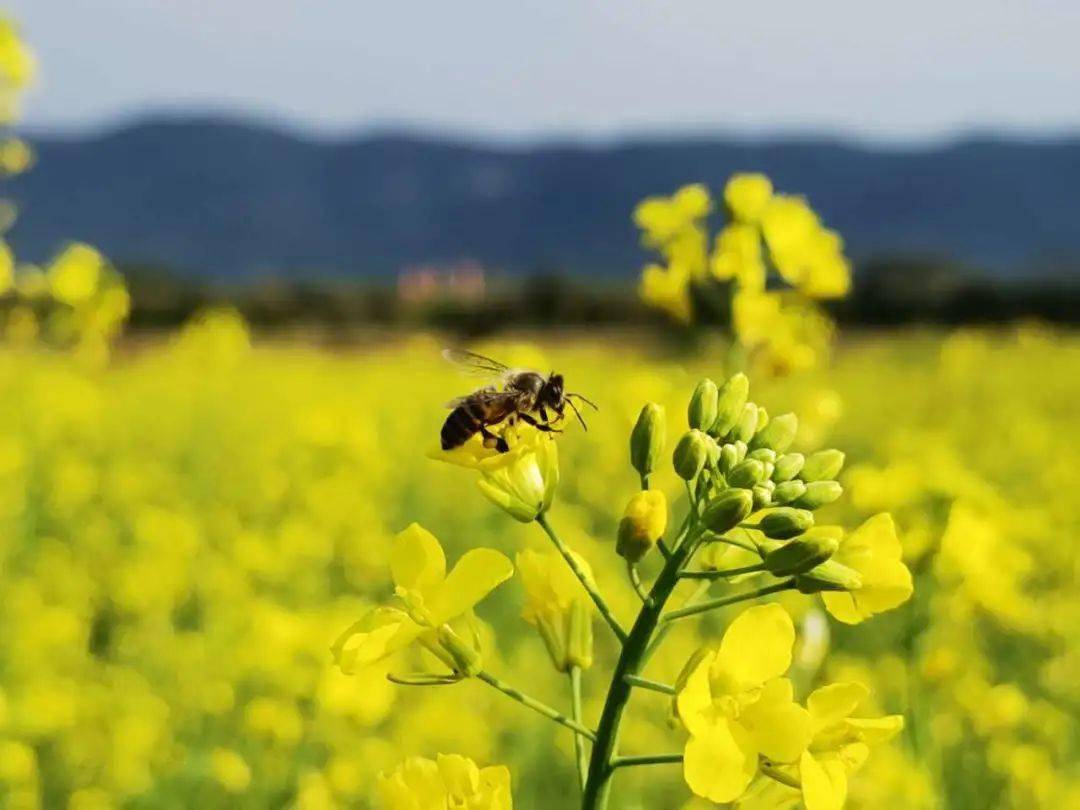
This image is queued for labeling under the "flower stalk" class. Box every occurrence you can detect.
[477,670,597,742]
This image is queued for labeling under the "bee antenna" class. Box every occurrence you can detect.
[566,397,588,432]
[568,392,598,411]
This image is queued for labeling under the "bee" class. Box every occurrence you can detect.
[440,349,597,453]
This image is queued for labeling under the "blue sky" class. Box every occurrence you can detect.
[8,0,1080,141]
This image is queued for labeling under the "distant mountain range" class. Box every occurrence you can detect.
[6,117,1080,280]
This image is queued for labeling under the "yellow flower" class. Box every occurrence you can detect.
[616,489,668,562]
[799,682,904,810]
[378,754,512,810]
[516,549,594,671]
[331,524,513,674]
[820,514,913,624]
[640,261,693,323]
[761,195,821,287]
[724,173,774,224]
[47,243,104,306]
[432,425,559,523]
[710,223,766,292]
[210,747,252,794]
[677,604,811,803]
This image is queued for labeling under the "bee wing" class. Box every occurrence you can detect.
[442,348,514,381]
[443,385,496,409]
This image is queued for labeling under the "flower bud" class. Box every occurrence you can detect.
[796,559,863,593]
[701,488,754,534]
[710,373,750,437]
[566,600,594,670]
[673,430,709,480]
[617,490,668,563]
[688,379,719,431]
[705,436,722,468]
[758,507,815,539]
[732,403,760,443]
[719,443,739,475]
[630,402,666,482]
[733,440,748,462]
[801,450,845,482]
[772,479,807,505]
[748,448,776,464]
[772,453,805,482]
[751,412,798,453]
[752,484,773,510]
[763,534,838,577]
[795,480,843,510]
[436,625,482,677]
[727,458,765,489]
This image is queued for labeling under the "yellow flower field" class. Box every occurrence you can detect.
[0,316,1077,809]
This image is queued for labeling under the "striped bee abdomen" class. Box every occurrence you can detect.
[441,401,485,450]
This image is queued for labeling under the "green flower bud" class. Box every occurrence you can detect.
[719,443,739,475]
[772,453,805,482]
[752,484,773,510]
[436,625,483,677]
[566,599,594,671]
[795,480,844,510]
[732,403,759,443]
[796,559,863,593]
[673,430,709,481]
[701,488,754,533]
[756,406,770,430]
[801,450,846,482]
[748,448,777,464]
[709,373,749,437]
[617,490,668,563]
[763,533,839,577]
[751,412,799,453]
[688,379,719,431]
[772,479,807,505]
[630,402,666,482]
[727,458,765,489]
[705,436,722,468]
[761,461,775,480]
[733,440,748,462]
[758,507,815,539]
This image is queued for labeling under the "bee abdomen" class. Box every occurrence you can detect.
[441,403,482,450]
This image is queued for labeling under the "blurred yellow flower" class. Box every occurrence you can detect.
[820,515,913,624]
[517,548,594,671]
[724,173,774,224]
[210,747,252,794]
[677,604,810,803]
[331,524,513,674]
[47,243,104,305]
[378,754,513,810]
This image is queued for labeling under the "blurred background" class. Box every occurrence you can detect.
[5,0,1080,332]
[0,3,1078,810]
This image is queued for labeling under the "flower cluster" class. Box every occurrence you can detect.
[336,368,914,810]
[635,177,849,374]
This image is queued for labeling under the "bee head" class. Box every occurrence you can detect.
[543,373,565,407]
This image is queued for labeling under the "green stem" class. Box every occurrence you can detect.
[537,513,629,644]
[626,561,652,606]
[623,674,675,696]
[477,670,596,741]
[611,753,684,770]
[680,562,766,579]
[761,761,802,789]
[641,580,711,666]
[581,529,699,809]
[707,533,759,554]
[570,666,589,792]
[662,579,796,623]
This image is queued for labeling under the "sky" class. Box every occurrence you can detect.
[8,0,1080,142]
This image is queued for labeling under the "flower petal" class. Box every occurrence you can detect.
[846,715,904,745]
[391,523,446,591]
[739,678,811,763]
[684,720,757,803]
[427,548,514,623]
[800,751,845,810]
[676,650,717,736]
[807,682,869,732]
[715,604,795,690]
[330,607,418,674]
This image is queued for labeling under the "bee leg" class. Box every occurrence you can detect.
[519,412,562,434]
[479,424,509,453]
